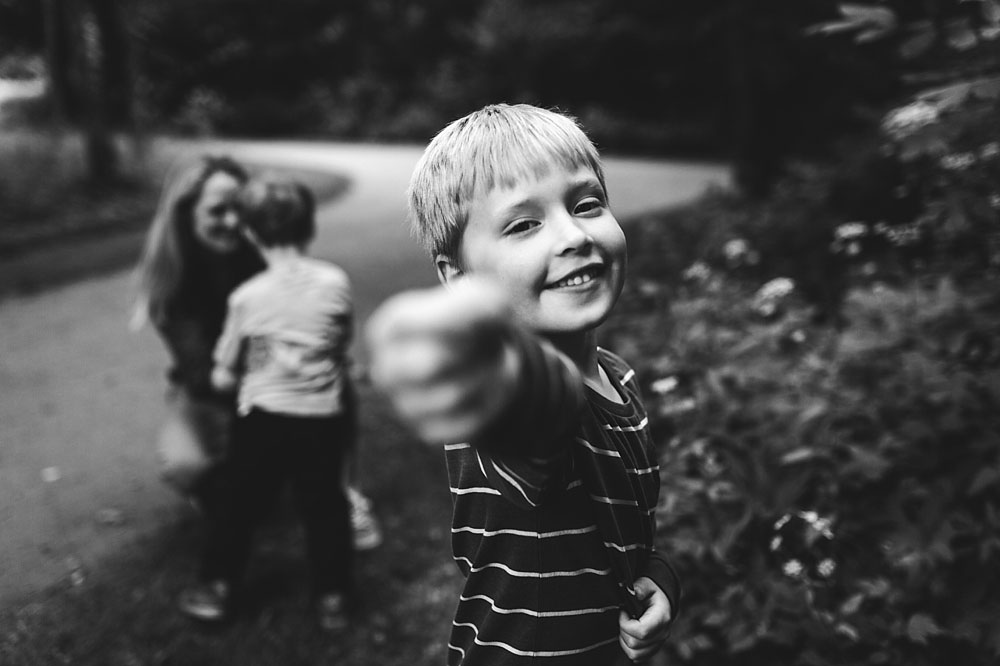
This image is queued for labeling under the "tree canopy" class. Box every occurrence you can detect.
[6,0,981,191]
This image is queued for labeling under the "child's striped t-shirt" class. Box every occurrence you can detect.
[445,346,680,666]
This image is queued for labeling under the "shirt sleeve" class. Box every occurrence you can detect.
[327,270,354,359]
[470,327,586,508]
[640,550,683,622]
[212,295,244,379]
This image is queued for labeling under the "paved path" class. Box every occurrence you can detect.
[0,139,729,606]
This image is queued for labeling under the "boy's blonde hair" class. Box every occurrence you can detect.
[407,104,607,261]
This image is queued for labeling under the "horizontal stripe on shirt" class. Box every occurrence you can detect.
[452,525,598,538]
[451,623,620,658]
[459,594,619,617]
[601,416,649,432]
[455,557,611,578]
[450,485,503,496]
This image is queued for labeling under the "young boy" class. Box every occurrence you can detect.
[178,176,355,630]
[367,104,681,665]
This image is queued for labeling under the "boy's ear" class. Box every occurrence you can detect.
[435,254,463,287]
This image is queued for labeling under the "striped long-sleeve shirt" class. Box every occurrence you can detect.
[445,343,680,666]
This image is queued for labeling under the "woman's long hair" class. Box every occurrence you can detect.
[131,156,249,330]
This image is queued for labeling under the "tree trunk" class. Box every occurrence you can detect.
[77,0,118,185]
[42,0,69,128]
[726,0,782,198]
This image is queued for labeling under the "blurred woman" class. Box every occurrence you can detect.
[132,155,264,512]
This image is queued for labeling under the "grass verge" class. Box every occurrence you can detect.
[0,130,351,299]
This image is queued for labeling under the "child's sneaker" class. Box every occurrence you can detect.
[178,580,232,622]
[316,592,350,631]
[347,486,382,550]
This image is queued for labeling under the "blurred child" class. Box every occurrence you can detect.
[178,176,355,630]
[367,104,681,664]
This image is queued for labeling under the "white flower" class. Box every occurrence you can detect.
[754,300,777,317]
[817,558,837,578]
[774,514,791,530]
[886,224,922,247]
[650,376,679,395]
[940,152,977,171]
[755,277,795,302]
[881,101,939,140]
[782,559,805,578]
[770,536,783,552]
[790,329,807,344]
[724,238,750,261]
[813,519,835,539]
[834,222,868,240]
[800,510,820,525]
[660,397,697,416]
[682,261,712,282]
[980,142,1000,160]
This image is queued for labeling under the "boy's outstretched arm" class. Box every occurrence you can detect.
[367,278,523,445]
[366,278,582,452]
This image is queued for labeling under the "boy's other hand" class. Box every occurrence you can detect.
[618,576,673,663]
[366,278,519,445]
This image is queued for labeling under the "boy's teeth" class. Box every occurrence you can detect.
[555,272,594,288]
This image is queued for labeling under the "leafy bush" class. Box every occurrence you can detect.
[600,17,1000,660]
[626,176,848,320]
[605,253,1000,665]
[0,131,157,252]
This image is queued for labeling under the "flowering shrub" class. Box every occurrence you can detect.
[603,17,1000,663]
[873,82,1000,280]
[606,264,1000,665]
[623,67,1000,320]
[806,1,1000,286]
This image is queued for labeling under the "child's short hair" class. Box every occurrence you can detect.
[238,176,315,246]
[408,103,607,261]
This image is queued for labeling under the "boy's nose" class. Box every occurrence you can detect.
[553,214,593,255]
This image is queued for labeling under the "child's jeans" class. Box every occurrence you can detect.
[200,407,354,596]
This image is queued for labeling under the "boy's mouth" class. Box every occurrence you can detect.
[547,264,604,289]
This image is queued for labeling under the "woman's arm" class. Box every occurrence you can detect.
[155,314,219,397]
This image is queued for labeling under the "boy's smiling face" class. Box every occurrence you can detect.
[444,164,626,336]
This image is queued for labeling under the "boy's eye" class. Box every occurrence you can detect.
[574,197,604,215]
[504,219,538,235]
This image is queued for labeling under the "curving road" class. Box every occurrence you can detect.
[0,139,729,606]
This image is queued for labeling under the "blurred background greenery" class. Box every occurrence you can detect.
[1,0,900,194]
